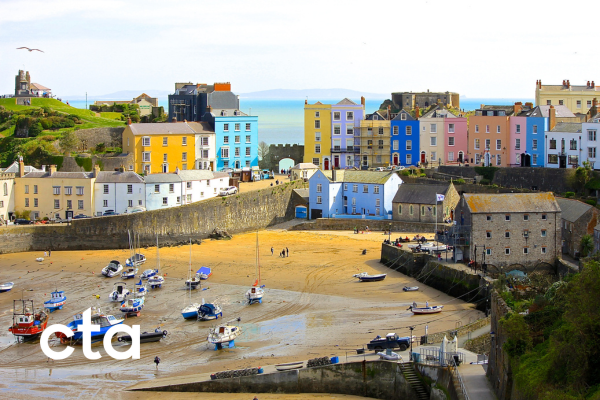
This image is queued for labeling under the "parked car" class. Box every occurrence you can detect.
[219,186,238,196]
[73,214,91,219]
[14,218,34,225]
[392,166,406,171]
[102,210,120,216]
[366,333,411,352]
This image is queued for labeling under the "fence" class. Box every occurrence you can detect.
[417,348,469,400]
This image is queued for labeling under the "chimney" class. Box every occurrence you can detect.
[513,102,522,115]
[361,96,365,107]
[127,117,132,125]
[332,169,337,181]
[539,79,542,89]
[305,99,307,105]
[18,156,24,178]
[415,106,420,119]
[567,80,571,89]
[525,102,533,109]
[93,163,100,178]
[387,105,391,120]
[588,81,591,88]
[562,80,566,87]
[119,165,125,173]
[593,81,596,88]
[49,165,57,175]
[549,105,556,131]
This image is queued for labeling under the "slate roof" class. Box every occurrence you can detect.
[530,105,576,118]
[421,107,459,119]
[143,173,182,183]
[129,122,201,135]
[291,163,319,170]
[393,184,451,205]
[2,161,42,173]
[366,112,386,121]
[392,110,415,121]
[30,83,50,90]
[336,98,358,106]
[550,122,582,133]
[95,171,144,183]
[22,171,94,179]
[176,170,215,181]
[556,197,593,223]
[463,193,560,214]
[294,188,310,202]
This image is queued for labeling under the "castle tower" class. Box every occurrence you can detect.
[15,70,31,97]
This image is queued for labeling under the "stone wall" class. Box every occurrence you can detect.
[486,290,513,400]
[290,218,451,234]
[75,127,125,151]
[264,144,304,171]
[0,180,307,254]
[57,154,134,172]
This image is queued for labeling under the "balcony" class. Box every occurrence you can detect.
[331,147,360,153]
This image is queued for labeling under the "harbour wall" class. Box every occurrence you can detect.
[0,181,307,254]
[132,360,454,400]
[290,218,450,234]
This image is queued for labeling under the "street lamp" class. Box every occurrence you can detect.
[409,326,415,360]
[388,223,392,243]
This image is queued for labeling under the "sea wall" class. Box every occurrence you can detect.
[0,181,307,254]
[290,218,450,234]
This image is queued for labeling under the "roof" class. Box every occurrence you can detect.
[30,83,50,90]
[143,173,182,183]
[336,98,358,106]
[421,107,459,119]
[550,122,582,133]
[22,171,94,179]
[212,172,230,179]
[324,170,398,184]
[530,105,576,118]
[128,122,206,135]
[556,197,594,223]
[2,161,42,174]
[463,193,560,214]
[176,170,215,181]
[393,184,451,205]
[294,188,309,201]
[392,110,415,121]
[291,163,319,170]
[95,171,144,183]
[366,112,386,121]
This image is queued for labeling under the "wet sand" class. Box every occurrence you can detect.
[0,227,483,399]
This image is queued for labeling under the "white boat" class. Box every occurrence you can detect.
[126,253,146,267]
[109,282,130,302]
[353,272,387,282]
[0,282,14,293]
[409,302,444,315]
[198,300,223,321]
[208,321,242,350]
[134,278,148,297]
[408,242,447,253]
[141,269,158,279]
[403,286,419,292]
[182,239,201,319]
[275,361,304,371]
[148,234,164,289]
[36,257,44,262]
[120,296,144,315]
[182,303,201,319]
[377,350,402,361]
[245,232,265,304]
[121,267,138,279]
[102,260,123,277]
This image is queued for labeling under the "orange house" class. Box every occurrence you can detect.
[467,106,513,167]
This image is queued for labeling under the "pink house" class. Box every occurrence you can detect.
[444,117,468,164]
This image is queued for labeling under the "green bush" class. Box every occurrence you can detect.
[455,178,465,184]
[96,143,106,153]
[586,199,597,206]
[419,173,426,177]
[400,170,410,176]
[480,178,491,185]
[564,192,575,198]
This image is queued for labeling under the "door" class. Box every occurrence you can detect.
[458,151,464,163]
[559,155,567,169]
[324,158,330,170]
[333,155,340,168]
[393,154,399,165]
[310,209,323,219]
[65,210,74,220]
[420,152,426,164]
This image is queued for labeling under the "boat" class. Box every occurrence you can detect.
[407,242,447,253]
[245,232,265,304]
[118,328,168,344]
[353,272,387,282]
[377,350,402,361]
[134,278,148,297]
[36,257,44,262]
[102,260,123,277]
[120,296,145,315]
[126,253,146,267]
[44,290,67,312]
[197,266,212,280]
[0,282,14,292]
[9,300,49,340]
[207,320,242,350]
[109,281,130,302]
[275,361,304,371]
[181,303,201,319]
[141,269,158,279]
[409,302,444,315]
[121,267,138,279]
[403,286,419,292]
[198,300,223,321]
[182,239,201,319]
[148,234,165,289]
[55,307,123,344]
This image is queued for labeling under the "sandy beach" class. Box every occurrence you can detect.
[0,226,483,399]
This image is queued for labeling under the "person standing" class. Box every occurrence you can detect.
[271,247,274,256]
[154,356,160,369]
[286,247,289,257]
[282,248,286,257]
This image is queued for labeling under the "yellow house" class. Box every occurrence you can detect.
[357,112,391,168]
[535,79,599,115]
[303,101,331,169]
[122,122,197,174]
[14,161,97,220]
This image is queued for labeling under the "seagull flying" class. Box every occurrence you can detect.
[16,47,44,53]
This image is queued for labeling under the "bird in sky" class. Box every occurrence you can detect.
[16,47,44,52]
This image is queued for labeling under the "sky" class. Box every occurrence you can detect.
[0,0,595,99]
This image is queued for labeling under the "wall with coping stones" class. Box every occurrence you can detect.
[0,180,307,254]
[290,218,450,234]
[58,154,134,172]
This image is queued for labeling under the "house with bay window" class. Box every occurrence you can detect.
[544,122,583,168]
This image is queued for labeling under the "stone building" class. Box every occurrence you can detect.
[556,197,599,258]
[391,90,459,111]
[392,183,459,223]
[453,192,561,268]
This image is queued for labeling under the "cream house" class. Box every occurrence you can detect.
[0,172,15,223]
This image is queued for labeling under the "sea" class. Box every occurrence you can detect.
[65,97,533,146]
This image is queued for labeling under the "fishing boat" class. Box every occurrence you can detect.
[0,282,14,292]
[55,307,123,344]
[118,328,168,344]
[182,239,201,319]
[121,267,138,279]
[120,296,144,315]
[102,260,123,277]
[148,235,165,289]
[353,272,387,282]
[197,266,212,280]
[409,302,444,315]
[403,286,419,292]
[275,361,304,371]
[44,290,67,312]
[245,232,265,304]
[134,278,148,297]
[207,319,242,350]
[9,300,49,340]
[198,300,223,321]
[109,282,130,302]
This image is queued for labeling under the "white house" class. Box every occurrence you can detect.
[94,170,145,216]
[290,163,319,181]
[543,122,600,169]
[144,174,184,211]
[176,170,230,203]
[193,122,217,171]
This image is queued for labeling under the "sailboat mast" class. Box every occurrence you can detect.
[256,231,260,285]
[156,234,160,271]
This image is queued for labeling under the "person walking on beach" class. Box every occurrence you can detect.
[282,248,286,257]
[154,356,160,369]
[49,249,51,257]
[271,247,274,256]
[286,247,289,257]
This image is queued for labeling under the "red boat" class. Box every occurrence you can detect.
[8,300,49,340]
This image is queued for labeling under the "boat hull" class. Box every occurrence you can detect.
[0,282,14,293]
[9,320,48,337]
[118,330,166,343]
[403,286,419,292]
[44,300,66,312]
[358,274,386,282]
[411,306,443,315]
[275,362,304,371]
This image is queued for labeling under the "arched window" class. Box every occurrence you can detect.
[3,182,7,196]
[398,204,402,214]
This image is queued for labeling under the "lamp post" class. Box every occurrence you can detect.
[388,223,392,243]
[409,326,415,361]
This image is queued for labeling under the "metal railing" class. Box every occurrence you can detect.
[448,355,469,400]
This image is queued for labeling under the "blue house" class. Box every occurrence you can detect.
[204,110,259,170]
[308,169,403,219]
[522,106,553,167]
[391,110,419,166]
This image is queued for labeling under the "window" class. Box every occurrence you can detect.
[475,124,479,133]
[523,230,529,238]
[346,111,353,120]
[315,144,321,154]
[182,152,187,162]
[182,137,187,146]
[34,198,38,207]
[589,148,597,158]
[542,214,547,220]
[532,139,538,150]
[103,185,109,194]
[496,154,502,165]
[54,199,60,209]
[78,200,83,209]
[541,229,547,237]
[25,198,29,207]
[497,125,501,133]
[448,137,455,146]
[373,186,380,194]
[315,112,320,118]
[393,141,399,151]
[524,214,529,221]
[406,126,412,135]
[169,184,174,193]
[25,185,29,194]
[559,100,564,105]
[246,147,251,156]
[447,123,455,133]
[234,135,240,144]
[505,231,510,238]
[53,186,60,195]
[516,124,521,134]
[496,140,502,150]
[533,125,538,134]
[549,139,556,149]
[589,130,597,141]
[363,185,368,193]
[393,126,399,135]
[430,137,437,146]
[448,152,454,161]
[570,139,577,150]
[406,140,412,150]
[224,123,229,131]
[315,120,320,129]
[431,151,437,161]
[346,124,354,135]
[176,196,181,204]
[505,248,511,255]
[398,205,402,214]
[546,100,551,105]
[74,186,83,196]
[533,154,538,165]
[154,184,160,193]
[577,100,582,108]
[523,247,529,254]
[401,113,407,120]
[66,200,72,209]
[334,125,341,135]
[409,205,414,215]
[235,123,240,131]
[127,199,133,207]
[541,247,547,254]
[316,184,322,193]
[162,137,168,146]
[353,184,358,192]
[485,139,491,149]
[474,139,480,150]
[486,125,490,133]
[245,123,251,131]
[588,100,593,107]
[421,206,425,216]
[515,139,520,150]
[312,158,319,166]
[224,136,229,144]
[316,196,322,204]
[505,214,511,221]
[548,154,558,164]
[246,135,251,143]
[142,152,151,162]
[569,155,579,165]
[142,136,150,146]
[378,127,384,135]
[406,154,412,165]
[333,112,341,121]
[127,185,133,194]
[162,197,168,206]
[486,231,492,238]
[221,148,229,158]
[486,215,492,221]
[187,194,192,203]
[486,248,491,255]
[376,199,380,207]
[163,154,167,162]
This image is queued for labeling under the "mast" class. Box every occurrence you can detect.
[256,231,260,285]
[156,234,160,272]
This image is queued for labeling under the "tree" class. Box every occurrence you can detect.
[58,131,80,155]
[580,234,594,258]
[258,141,269,161]
[573,161,593,192]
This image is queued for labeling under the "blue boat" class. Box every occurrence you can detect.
[198,302,223,321]
[182,303,201,319]
[44,290,66,312]
[197,267,212,280]
[121,296,145,315]
[141,269,158,279]
[121,267,138,279]
[55,308,123,343]
[134,278,148,297]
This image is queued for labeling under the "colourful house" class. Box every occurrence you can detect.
[304,101,332,169]
[390,110,419,166]
[330,98,365,169]
[357,112,390,169]
[467,106,513,166]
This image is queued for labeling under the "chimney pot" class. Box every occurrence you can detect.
[415,106,420,119]
[127,117,132,125]
[588,81,590,88]
[593,81,595,88]
[567,80,570,88]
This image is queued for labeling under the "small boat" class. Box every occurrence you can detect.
[198,301,223,321]
[181,303,201,319]
[208,321,242,350]
[141,269,158,279]
[121,267,138,279]
[197,266,212,280]
[185,274,202,289]
[120,296,145,315]
[134,278,148,297]
[409,302,444,315]
[275,361,304,371]
[126,253,146,267]
[353,272,387,282]
[245,232,265,305]
[44,290,67,312]
[0,282,14,293]
[9,300,49,340]
[36,257,44,262]
[109,282,130,302]
[102,260,123,278]
[118,328,168,344]
[55,307,123,344]
[148,275,165,289]
[403,286,419,292]
[377,350,402,361]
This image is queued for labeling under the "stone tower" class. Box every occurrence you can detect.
[14,70,31,97]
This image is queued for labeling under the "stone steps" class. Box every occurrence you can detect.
[399,362,429,400]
